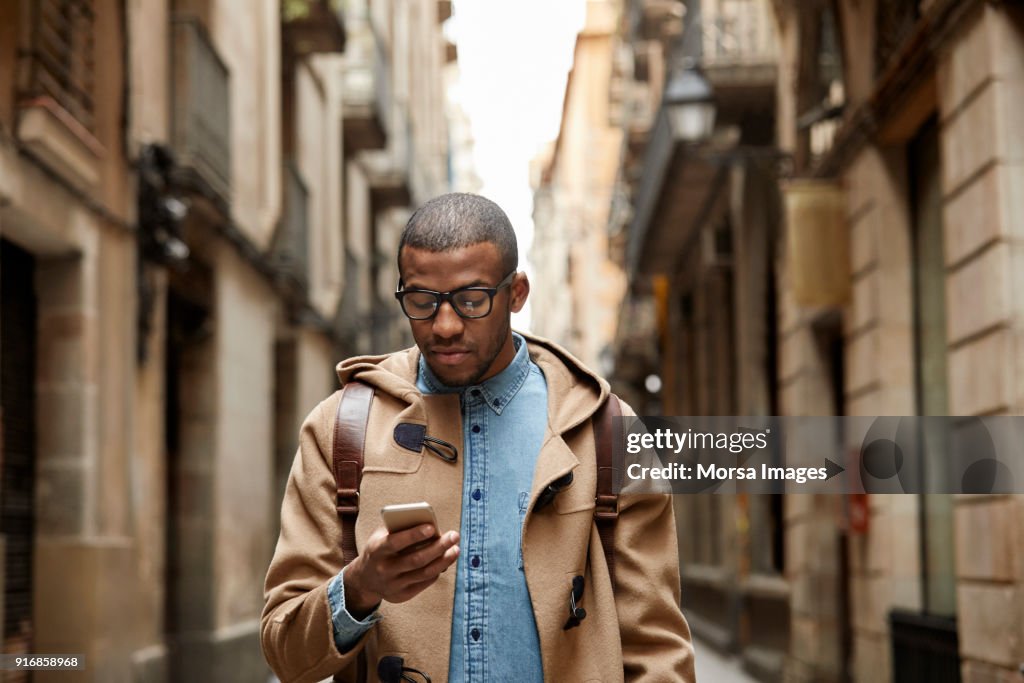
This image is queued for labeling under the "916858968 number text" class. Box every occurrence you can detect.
[0,654,85,670]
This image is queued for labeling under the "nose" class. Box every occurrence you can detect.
[431,300,464,339]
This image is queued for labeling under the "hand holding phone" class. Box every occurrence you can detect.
[344,501,459,618]
[381,502,440,551]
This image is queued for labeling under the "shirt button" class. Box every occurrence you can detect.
[471,628,481,641]
[472,489,482,501]
[471,389,480,397]
[492,398,501,407]
[471,555,481,568]
[472,424,481,433]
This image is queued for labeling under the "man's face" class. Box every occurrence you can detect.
[398,242,529,387]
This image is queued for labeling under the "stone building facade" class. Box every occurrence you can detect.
[530,0,627,375]
[0,1,454,680]
[773,1,1024,681]
[595,0,1024,681]
[602,0,790,676]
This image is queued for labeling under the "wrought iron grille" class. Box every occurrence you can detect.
[336,245,366,347]
[20,0,96,131]
[701,0,777,65]
[373,34,392,139]
[272,162,310,288]
[875,0,920,76]
[171,17,231,201]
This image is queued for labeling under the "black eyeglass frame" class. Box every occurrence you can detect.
[394,270,517,321]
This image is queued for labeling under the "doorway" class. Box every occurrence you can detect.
[162,266,215,682]
[1,239,38,682]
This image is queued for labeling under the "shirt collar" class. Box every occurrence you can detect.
[418,332,532,415]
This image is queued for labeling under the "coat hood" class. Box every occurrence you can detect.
[335,330,610,435]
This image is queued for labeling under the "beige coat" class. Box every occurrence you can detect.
[260,333,695,682]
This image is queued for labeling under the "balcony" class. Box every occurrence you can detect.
[696,0,778,118]
[625,0,780,282]
[15,0,103,190]
[282,0,346,56]
[438,0,453,24]
[612,292,659,384]
[19,0,96,130]
[270,162,310,292]
[874,0,919,77]
[625,105,721,280]
[342,29,388,154]
[701,1,777,67]
[630,0,684,42]
[361,147,410,214]
[340,246,363,314]
[170,17,231,204]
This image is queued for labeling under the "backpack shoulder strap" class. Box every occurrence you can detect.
[592,393,622,588]
[332,381,374,566]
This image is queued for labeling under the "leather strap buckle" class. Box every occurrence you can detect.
[336,488,359,514]
[594,493,618,520]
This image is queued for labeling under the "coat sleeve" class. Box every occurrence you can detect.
[614,402,697,682]
[261,393,373,683]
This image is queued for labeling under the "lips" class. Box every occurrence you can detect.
[431,349,471,366]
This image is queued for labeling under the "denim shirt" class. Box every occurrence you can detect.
[327,333,548,682]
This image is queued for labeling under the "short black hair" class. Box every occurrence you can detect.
[397,193,518,277]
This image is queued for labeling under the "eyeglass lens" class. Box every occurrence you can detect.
[402,288,492,319]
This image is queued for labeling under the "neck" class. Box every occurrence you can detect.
[477,332,517,383]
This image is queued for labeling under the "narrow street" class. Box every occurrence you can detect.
[3,0,1023,680]
[694,638,759,683]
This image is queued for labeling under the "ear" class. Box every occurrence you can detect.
[509,272,530,313]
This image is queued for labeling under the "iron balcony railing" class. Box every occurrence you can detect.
[272,162,310,289]
[700,0,777,66]
[281,0,345,51]
[20,0,96,130]
[343,246,362,306]
[629,0,683,42]
[336,245,365,342]
[340,24,387,152]
[624,104,673,281]
[372,33,392,141]
[171,17,231,202]
[875,0,920,76]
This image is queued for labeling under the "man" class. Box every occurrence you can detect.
[261,194,695,682]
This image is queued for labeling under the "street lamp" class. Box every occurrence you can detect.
[136,143,191,364]
[664,68,715,142]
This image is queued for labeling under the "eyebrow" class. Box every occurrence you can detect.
[404,278,489,291]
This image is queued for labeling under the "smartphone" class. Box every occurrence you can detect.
[381,502,439,551]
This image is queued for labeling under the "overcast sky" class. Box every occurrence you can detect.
[447,0,587,330]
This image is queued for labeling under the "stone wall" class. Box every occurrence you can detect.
[936,4,1024,680]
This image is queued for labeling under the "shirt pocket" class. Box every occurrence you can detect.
[517,491,529,570]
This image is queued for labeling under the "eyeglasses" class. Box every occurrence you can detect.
[395,271,516,320]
